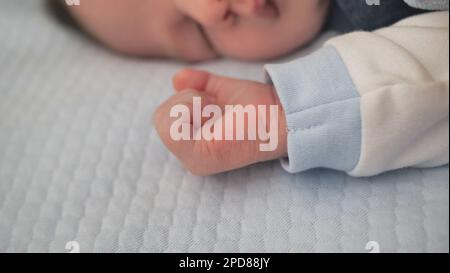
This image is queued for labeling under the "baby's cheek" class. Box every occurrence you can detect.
[95,26,166,57]
[166,25,219,62]
[69,5,165,57]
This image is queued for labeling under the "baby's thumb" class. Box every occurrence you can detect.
[153,90,210,162]
[173,68,259,97]
[173,69,211,93]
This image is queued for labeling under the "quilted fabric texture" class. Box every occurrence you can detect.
[0,0,448,253]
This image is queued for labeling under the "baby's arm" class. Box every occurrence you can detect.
[266,11,449,176]
[155,11,448,177]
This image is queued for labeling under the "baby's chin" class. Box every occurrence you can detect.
[213,32,321,61]
[217,45,303,61]
[210,22,326,61]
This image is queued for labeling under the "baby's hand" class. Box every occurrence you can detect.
[154,69,288,176]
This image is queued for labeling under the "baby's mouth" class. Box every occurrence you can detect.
[255,0,280,19]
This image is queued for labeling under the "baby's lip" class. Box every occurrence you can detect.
[254,0,279,19]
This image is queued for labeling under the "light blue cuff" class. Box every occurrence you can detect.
[265,46,362,173]
[403,0,449,10]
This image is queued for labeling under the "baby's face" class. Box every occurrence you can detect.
[69,0,329,61]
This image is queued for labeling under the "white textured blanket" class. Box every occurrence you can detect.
[0,0,448,253]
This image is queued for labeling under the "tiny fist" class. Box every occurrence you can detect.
[154,69,288,176]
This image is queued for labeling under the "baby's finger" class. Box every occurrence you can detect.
[154,90,216,165]
[173,69,262,98]
[173,69,210,92]
[154,91,201,155]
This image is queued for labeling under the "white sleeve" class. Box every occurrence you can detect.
[266,11,449,177]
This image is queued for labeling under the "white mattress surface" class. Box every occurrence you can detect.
[0,0,448,253]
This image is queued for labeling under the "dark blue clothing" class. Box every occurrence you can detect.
[327,0,426,32]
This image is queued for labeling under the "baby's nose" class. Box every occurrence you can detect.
[193,0,229,27]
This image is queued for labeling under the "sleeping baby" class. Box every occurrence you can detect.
[61,0,449,177]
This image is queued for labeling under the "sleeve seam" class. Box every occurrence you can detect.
[285,96,361,118]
